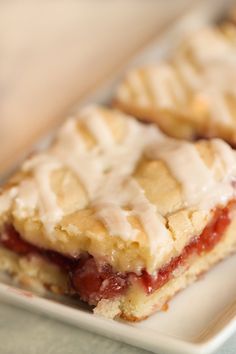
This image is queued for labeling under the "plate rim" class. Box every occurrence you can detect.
[1,0,236,353]
[0,280,235,354]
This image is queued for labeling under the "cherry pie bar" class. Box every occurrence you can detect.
[1,106,236,321]
[114,23,236,146]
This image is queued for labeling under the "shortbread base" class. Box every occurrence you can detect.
[0,217,235,322]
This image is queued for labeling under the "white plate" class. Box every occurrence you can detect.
[0,254,235,354]
[1,1,236,353]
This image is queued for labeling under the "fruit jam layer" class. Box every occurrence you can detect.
[0,204,232,305]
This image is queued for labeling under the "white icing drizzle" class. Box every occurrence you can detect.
[212,139,236,172]
[23,154,63,234]
[17,107,163,243]
[146,140,214,206]
[128,179,172,252]
[175,27,236,124]
[93,178,172,252]
[59,151,103,198]
[95,202,137,241]
[0,188,18,214]
[90,119,167,247]
[54,117,103,196]
[35,162,63,233]
[57,118,86,153]
[126,71,150,107]
[122,26,236,126]
[146,66,176,108]
[175,54,202,91]
[3,106,236,252]
[15,180,38,218]
[146,138,236,210]
[82,108,115,149]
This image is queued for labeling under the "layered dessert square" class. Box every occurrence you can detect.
[114,23,236,146]
[0,106,236,321]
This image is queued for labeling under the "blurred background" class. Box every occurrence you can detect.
[0,0,194,175]
[2,2,236,354]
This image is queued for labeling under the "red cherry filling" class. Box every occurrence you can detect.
[0,204,232,303]
[139,206,231,294]
[0,224,75,270]
[0,224,37,255]
[70,258,127,305]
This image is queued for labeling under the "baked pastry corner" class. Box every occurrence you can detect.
[0,106,236,321]
[114,23,236,146]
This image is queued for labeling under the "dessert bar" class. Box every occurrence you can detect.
[0,106,236,321]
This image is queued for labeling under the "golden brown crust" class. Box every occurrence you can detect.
[114,23,236,145]
[0,204,235,321]
[0,106,235,274]
[120,312,148,322]
[0,247,68,295]
[117,216,236,321]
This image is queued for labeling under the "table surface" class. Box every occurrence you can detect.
[0,1,235,353]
